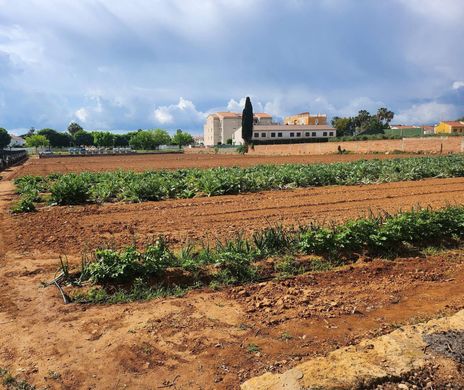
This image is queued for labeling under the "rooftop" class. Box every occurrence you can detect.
[442,121,464,126]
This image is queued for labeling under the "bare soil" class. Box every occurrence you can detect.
[6,177,464,255]
[11,152,423,178]
[2,160,464,389]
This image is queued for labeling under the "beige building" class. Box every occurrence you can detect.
[284,112,327,126]
[204,112,272,146]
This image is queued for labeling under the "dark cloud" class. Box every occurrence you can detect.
[0,0,463,134]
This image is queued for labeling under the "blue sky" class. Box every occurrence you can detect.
[1,0,463,135]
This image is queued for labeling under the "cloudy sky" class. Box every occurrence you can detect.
[1,0,463,135]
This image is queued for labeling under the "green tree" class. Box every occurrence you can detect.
[331,117,354,137]
[67,122,83,136]
[151,129,171,149]
[37,128,71,148]
[0,128,11,149]
[74,130,94,146]
[172,129,194,149]
[25,134,49,152]
[129,129,171,150]
[114,134,130,147]
[376,107,394,127]
[241,96,253,144]
[93,131,114,147]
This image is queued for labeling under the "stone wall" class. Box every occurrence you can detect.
[247,137,464,156]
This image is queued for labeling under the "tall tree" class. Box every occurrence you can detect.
[25,134,49,152]
[241,97,253,143]
[67,122,83,136]
[376,107,394,127]
[0,128,11,149]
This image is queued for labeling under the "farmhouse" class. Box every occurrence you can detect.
[8,134,26,147]
[232,124,336,145]
[203,112,272,146]
[434,121,464,135]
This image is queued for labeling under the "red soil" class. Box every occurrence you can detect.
[1,160,464,389]
[11,152,422,178]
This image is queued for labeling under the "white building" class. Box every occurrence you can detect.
[204,112,272,146]
[8,135,26,147]
[232,124,336,145]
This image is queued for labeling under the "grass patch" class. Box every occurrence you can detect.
[0,368,36,390]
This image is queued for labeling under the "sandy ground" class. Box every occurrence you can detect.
[1,159,464,389]
[10,152,424,178]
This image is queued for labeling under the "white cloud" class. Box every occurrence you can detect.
[153,97,207,127]
[74,108,88,123]
[395,102,459,125]
[452,81,464,90]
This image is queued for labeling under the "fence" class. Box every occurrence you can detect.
[0,149,28,171]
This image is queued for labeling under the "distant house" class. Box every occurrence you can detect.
[8,135,26,147]
[422,126,435,135]
[203,112,272,146]
[434,121,464,135]
[284,112,328,126]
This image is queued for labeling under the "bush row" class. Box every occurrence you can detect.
[14,154,464,207]
[67,206,464,302]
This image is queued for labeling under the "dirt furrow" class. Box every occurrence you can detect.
[5,177,464,255]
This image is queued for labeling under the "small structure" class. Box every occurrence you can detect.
[386,125,423,137]
[434,121,464,135]
[203,112,272,146]
[284,112,327,126]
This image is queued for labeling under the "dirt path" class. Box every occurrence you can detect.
[11,152,423,178]
[6,177,464,255]
[2,163,464,389]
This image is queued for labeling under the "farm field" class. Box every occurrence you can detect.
[7,177,464,255]
[1,156,464,388]
[11,151,422,178]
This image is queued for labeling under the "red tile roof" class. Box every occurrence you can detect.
[442,121,464,126]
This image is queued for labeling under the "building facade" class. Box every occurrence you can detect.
[204,112,272,146]
[434,121,464,134]
[232,124,336,145]
[284,112,327,126]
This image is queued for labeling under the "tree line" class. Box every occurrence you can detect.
[331,107,395,137]
[9,123,194,150]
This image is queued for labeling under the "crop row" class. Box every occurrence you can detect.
[60,206,464,303]
[12,155,464,210]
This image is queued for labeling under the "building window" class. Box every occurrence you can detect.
[329,132,334,136]
[323,132,327,137]
[254,132,259,137]
[261,132,266,137]
[271,132,276,138]
[290,132,294,137]
[296,132,301,137]
[312,132,316,137]
[278,132,283,137]
[305,132,310,137]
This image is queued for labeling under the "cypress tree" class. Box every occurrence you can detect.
[241,97,253,143]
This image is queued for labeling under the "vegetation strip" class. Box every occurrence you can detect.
[12,154,464,210]
[56,206,464,304]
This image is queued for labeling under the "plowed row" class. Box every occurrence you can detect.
[11,152,421,178]
[7,177,464,255]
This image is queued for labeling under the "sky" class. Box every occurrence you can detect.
[0,0,463,135]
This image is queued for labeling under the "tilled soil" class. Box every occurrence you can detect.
[2,161,464,389]
[11,152,422,178]
[6,177,464,255]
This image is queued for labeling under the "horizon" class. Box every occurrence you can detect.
[1,0,463,135]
